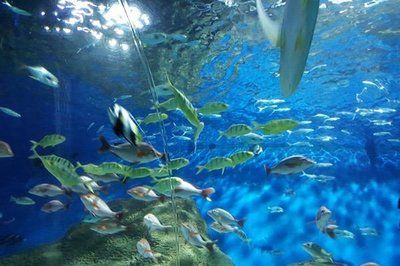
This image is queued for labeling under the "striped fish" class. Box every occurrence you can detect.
[108,104,142,146]
[218,124,252,140]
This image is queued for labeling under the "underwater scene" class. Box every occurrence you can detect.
[0,0,399,265]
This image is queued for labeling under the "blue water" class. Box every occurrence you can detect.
[1,0,400,265]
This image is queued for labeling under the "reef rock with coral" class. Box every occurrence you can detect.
[0,198,233,266]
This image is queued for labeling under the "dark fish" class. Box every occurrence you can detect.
[0,234,24,246]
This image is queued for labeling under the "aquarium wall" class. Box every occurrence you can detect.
[0,0,399,265]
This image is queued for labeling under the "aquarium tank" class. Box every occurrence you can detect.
[0,0,399,265]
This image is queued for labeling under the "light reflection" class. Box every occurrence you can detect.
[63,28,72,34]
[108,38,118,47]
[120,43,129,51]
[41,11,46,16]
[114,28,124,35]
[53,0,151,51]
[103,3,150,29]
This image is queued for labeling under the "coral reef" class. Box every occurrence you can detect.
[0,198,233,266]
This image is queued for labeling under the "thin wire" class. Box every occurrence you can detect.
[117,1,180,264]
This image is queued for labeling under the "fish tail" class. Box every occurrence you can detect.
[217,131,224,140]
[251,121,260,129]
[196,166,204,175]
[98,135,110,154]
[63,187,73,197]
[159,152,168,162]
[9,196,15,202]
[264,165,271,176]
[237,218,246,228]
[201,187,215,201]
[205,240,218,252]
[29,140,39,151]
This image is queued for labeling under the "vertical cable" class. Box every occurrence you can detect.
[117,1,180,265]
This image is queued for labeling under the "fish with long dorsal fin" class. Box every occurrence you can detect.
[256,0,320,97]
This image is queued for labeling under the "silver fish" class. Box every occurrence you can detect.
[265,155,315,176]
[127,186,164,202]
[0,141,14,157]
[207,208,244,228]
[24,65,59,88]
[3,1,31,16]
[80,193,123,219]
[29,183,69,197]
[136,238,160,263]
[143,213,172,232]
[41,200,68,213]
[180,223,216,251]
[99,135,165,164]
[315,206,331,233]
[0,107,21,118]
[90,221,126,235]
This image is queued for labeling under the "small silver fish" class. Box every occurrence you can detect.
[359,227,378,236]
[136,238,160,263]
[127,186,164,202]
[265,155,315,176]
[29,183,69,197]
[180,223,216,251]
[90,221,126,235]
[143,213,172,232]
[113,95,132,103]
[99,135,165,164]
[24,65,59,88]
[80,193,123,219]
[3,1,31,16]
[0,141,14,157]
[315,206,331,233]
[10,196,35,205]
[96,125,104,134]
[267,206,284,214]
[0,107,21,118]
[87,122,95,131]
[207,208,245,228]
[41,200,69,213]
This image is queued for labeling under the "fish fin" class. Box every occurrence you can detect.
[256,0,282,47]
[326,230,336,239]
[159,152,167,162]
[221,167,225,175]
[62,187,73,197]
[217,131,224,141]
[252,121,260,129]
[98,135,111,154]
[201,188,215,201]
[29,140,38,150]
[196,166,204,175]
[205,240,218,252]
[237,218,245,228]
[264,165,271,176]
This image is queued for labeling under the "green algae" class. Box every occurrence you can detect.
[0,198,233,266]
